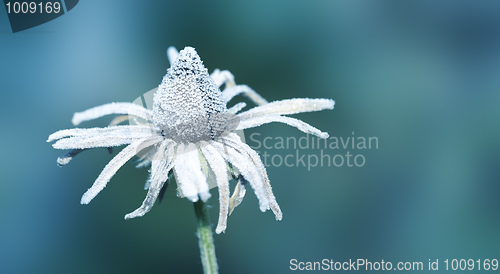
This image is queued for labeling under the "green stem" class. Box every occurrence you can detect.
[194,200,219,274]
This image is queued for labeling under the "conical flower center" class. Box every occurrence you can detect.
[152,47,229,143]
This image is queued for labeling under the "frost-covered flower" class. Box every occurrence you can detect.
[47,46,334,233]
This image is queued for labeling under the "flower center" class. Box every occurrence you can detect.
[152,47,230,143]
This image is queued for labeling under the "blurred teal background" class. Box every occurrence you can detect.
[1,1,500,273]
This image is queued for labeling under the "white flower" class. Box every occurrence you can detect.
[47,46,335,233]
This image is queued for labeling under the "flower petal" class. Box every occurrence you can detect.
[210,69,235,88]
[47,125,154,142]
[237,115,329,138]
[212,140,269,212]
[55,148,86,166]
[167,46,179,65]
[200,142,231,234]
[125,140,175,219]
[80,136,162,204]
[227,102,247,114]
[221,85,268,106]
[72,102,153,126]
[238,98,334,119]
[50,125,156,149]
[224,133,282,220]
[52,135,146,150]
[229,177,247,216]
[173,143,211,202]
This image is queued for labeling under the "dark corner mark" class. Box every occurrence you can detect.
[3,0,79,33]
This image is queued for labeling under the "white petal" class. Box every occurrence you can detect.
[72,102,153,126]
[238,98,334,119]
[53,135,142,150]
[227,102,247,114]
[57,156,72,166]
[54,148,87,167]
[173,143,211,202]
[80,136,162,204]
[228,178,247,216]
[109,115,153,127]
[108,115,131,126]
[237,115,329,139]
[125,141,175,219]
[143,179,151,190]
[47,125,154,142]
[211,140,269,212]
[50,125,156,149]
[200,143,230,234]
[210,69,235,88]
[224,134,282,220]
[136,146,156,172]
[221,85,268,106]
[167,46,179,65]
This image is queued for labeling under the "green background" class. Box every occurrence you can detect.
[1,1,500,273]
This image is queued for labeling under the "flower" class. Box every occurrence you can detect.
[47,46,335,233]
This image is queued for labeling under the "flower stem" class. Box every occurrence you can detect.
[194,200,219,274]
